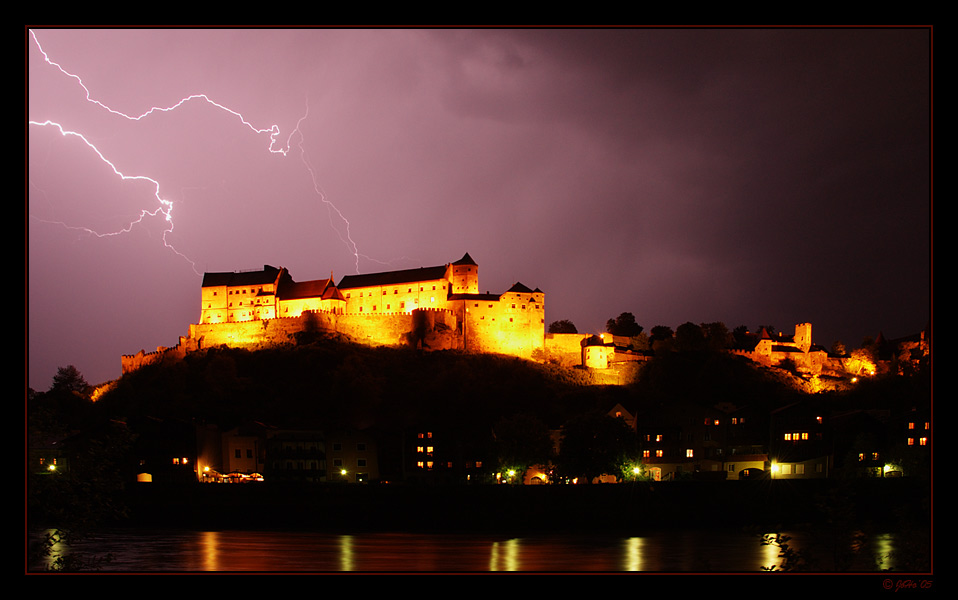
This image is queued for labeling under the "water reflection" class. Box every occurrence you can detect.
[29,529,903,573]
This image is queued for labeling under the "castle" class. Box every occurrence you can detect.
[122,253,547,373]
[121,252,855,384]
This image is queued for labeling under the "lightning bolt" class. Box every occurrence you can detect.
[28,29,373,275]
[29,118,199,272]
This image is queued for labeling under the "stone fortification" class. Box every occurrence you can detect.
[122,254,544,374]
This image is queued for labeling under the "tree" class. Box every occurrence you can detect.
[556,411,635,483]
[674,322,706,352]
[732,325,755,348]
[700,322,731,352]
[606,312,642,337]
[649,325,674,353]
[548,320,578,334]
[493,414,554,481]
[51,365,90,397]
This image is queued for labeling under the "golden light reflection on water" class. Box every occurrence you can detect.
[200,531,221,571]
[29,529,913,572]
[622,537,644,571]
[339,535,355,571]
[489,538,521,571]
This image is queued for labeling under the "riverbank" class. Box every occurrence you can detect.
[117,478,928,534]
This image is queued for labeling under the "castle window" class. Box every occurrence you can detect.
[511,304,516,309]
[386,304,390,310]
[432,286,436,290]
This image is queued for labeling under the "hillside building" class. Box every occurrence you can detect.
[175,253,545,362]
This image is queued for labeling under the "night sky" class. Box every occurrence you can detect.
[27,27,931,390]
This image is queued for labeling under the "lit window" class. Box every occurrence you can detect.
[417,446,424,453]
[925,422,930,430]
[784,433,792,441]
[642,450,650,458]
[655,450,663,457]
[919,437,928,446]
[714,419,720,426]
[655,434,663,442]
[907,438,915,446]
[686,449,694,458]
[426,446,434,454]
[908,422,915,430]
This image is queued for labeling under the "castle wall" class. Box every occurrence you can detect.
[342,278,450,315]
[544,333,590,366]
[461,292,544,359]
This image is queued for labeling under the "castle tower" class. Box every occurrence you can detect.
[794,322,812,353]
[449,252,479,295]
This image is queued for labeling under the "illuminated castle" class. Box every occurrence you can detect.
[163,253,545,364]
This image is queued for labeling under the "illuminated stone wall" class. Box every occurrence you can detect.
[543,333,590,366]
[342,277,451,315]
[460,290,545,359]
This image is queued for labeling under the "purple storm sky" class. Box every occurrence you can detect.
[27,27,931,390]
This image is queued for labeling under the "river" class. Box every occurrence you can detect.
[28,528,906,573]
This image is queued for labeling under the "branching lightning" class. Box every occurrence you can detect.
[28,29,372,275]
